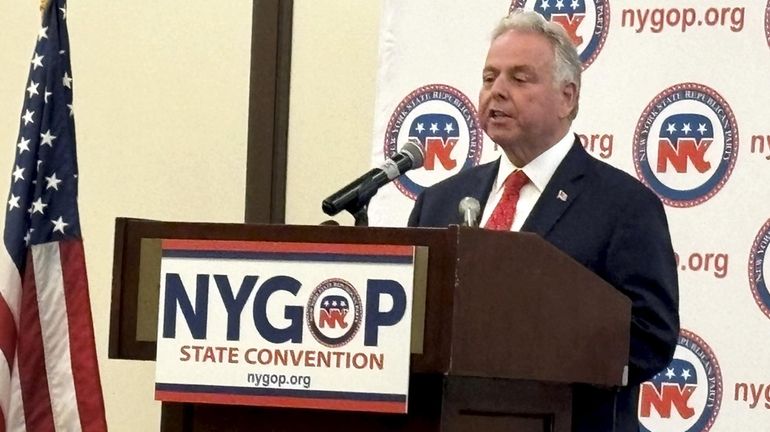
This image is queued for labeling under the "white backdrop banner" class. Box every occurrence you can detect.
[368,0,770,430]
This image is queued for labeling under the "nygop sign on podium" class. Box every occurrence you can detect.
[154,239,416,413]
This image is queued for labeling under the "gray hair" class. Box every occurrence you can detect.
[491,9,581,119]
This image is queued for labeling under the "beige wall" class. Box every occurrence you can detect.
[0,1,252,430]
[0,1,380,430]
[287,1,382,225]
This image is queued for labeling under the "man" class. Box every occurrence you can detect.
[408,10,679,432]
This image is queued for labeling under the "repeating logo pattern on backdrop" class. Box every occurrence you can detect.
[633,83,738,208]
[749,219,770,321]
[384,84,482,200]
[511,0,609,69]
[306,278,363,348]
[638,329,722,432]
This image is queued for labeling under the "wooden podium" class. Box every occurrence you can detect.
[109,218,631,432]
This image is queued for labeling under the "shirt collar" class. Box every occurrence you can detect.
[494,129,575,193]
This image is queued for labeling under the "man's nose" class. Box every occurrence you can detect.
[490,77,507,99]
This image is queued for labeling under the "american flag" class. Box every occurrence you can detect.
[0,1,107,431]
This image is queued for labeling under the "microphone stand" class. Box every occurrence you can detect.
[345,177,379,227]
[352,203,369,227]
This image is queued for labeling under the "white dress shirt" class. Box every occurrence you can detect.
[479,130,576,231]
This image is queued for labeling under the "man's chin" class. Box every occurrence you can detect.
[485,132,517,150]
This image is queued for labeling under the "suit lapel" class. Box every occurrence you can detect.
[521,138,592,237]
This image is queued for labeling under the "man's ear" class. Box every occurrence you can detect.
[559,82,578,119]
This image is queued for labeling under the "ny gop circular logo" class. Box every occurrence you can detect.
[638,329,722,432]
[749,218,770,320]
[511,0,610,69]
[633,83,738,208]
[305,278,362,348]
[384,84,483,200]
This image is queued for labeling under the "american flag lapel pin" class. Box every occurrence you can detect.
[557,190,568,202]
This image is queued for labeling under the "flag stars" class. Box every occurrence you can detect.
[38,26,48,41]
[41,130,57,146]
[444,123,454,133]
[30,197,48,215]
[697,123,708,134]
[12,165,25,183]
[45,173,63,190]
[52,217,69,234]
[666,123,677,134]
[429,123,439,133]
[555,0,565,9]
[681,369,692,380]
[540,0,550,9]
[682,123,692,135]
[24,229,34,246]
[17,137,31,154]
[31,53,44,70]
[415,123,425,134]
[67,103,74,117]
[60,5,67,20]
[571,0,580,9]
[63,71,73,89]
[44,87,52,103]
[22,109,35,126]
[665,367,675,379]
[7,194,21,211]
[27,81,40,98]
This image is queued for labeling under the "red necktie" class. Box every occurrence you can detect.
[484,170,529,231]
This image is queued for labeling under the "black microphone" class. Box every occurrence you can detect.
[322,140,425,216]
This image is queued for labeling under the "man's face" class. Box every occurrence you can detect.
[478,30,575,161]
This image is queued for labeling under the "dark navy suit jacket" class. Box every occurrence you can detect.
[408,138,680,432]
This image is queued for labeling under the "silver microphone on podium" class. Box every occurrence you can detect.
[458,197,481,227]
